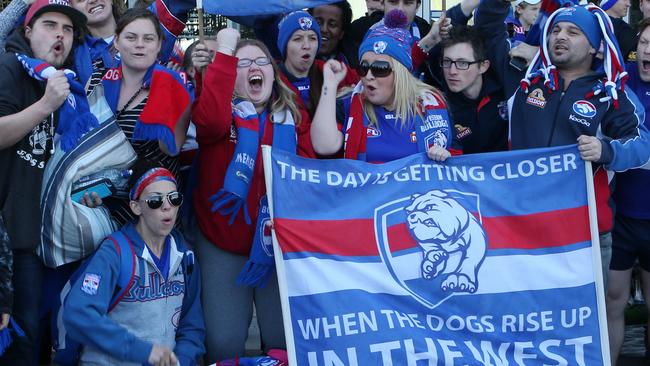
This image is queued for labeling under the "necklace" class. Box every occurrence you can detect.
[116,84,146,119]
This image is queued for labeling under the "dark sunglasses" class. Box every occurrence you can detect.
[141,191,183,209]
[357,60,393,78]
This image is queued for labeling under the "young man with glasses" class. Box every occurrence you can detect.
[62,164,205,366]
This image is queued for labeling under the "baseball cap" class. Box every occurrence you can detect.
[513,0,542,6]
[24,0,86,31]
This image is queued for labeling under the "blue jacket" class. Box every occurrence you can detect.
[63,222,205,365]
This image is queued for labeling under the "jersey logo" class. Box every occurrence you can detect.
[81,273,101,295]
[526,88,546,109]
[373,41,387,54]
[366,126,381,138]
[572,100,597,118]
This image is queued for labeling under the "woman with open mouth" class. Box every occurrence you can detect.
[191,27,316,363]
[311,10,457,164]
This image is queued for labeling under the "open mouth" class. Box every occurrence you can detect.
[89,5,104,15]
[132,52,146,58]
[52,41,64,53]
[366,85,376,92]
[321,36,330,42]
[301,54,311,61]
[162,217,173,225]
[642,60,650,72]
[249,75,263,91]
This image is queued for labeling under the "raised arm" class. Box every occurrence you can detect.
[311,59,347,155]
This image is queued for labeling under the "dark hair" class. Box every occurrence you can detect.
[112,0,127,21]
[115,8,163,41]
[309,1,353,33]
[441,25,486,62]
[639,17,650,35]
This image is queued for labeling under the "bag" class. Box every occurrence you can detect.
[51,230,136,366]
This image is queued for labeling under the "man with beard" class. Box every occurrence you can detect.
[0,0,85,363]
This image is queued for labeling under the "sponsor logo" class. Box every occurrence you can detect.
[410,131,417,143]
[455,124,472,139]
[373,41,387,54]
[82,273,101,295]
[572,100,597,118]
[366,126,381,138]
[569,114,590,127]
[526,88,546,108]
[235,170,250,184]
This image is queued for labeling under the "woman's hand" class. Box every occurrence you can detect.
[79,192,103,208]
[215,28,241,56]
[322,59,347,88]
[427,145,451,162]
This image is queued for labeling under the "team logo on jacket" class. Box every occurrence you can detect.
[526,88,546,108]
[455,124,472,139]
[81,273,101,295]
[298,17,313,30]
[375,190,487,309]
[366,126,381,138]
[373,41,387,54]
[572,100,597,118]
[497,101,508,120]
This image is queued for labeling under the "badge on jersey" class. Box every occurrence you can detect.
[82,273,101,295]
[526,88,547,109]
[572,100,597,118]
[455,124,472,139]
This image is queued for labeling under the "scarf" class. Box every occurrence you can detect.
[343,84,452,160]
[74,35,117,86]
[17,54,99,153]
[101,62,191,155]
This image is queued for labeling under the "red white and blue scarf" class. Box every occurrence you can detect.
[17,54,99,152]
[101,62,191,155]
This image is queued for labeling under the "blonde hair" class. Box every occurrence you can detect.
[235,39,302,126]
[364,60,445,129]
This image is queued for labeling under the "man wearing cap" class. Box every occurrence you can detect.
[601,0,637,61]
[506,0,542,46]
[0,0,84,363]
[475,0,650,290]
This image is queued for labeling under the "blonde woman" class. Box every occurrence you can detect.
[311,9,456,163]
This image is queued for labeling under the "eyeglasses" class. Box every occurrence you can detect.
[440,59,484,70]
[141,191,183,209]
[357,60,393,78]
[237,57,272,68]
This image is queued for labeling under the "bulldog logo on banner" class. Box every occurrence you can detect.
[375,189,487,309]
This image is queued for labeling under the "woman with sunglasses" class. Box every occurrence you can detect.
[191,28,315,362]
[62,162,205,366]
[312,9,455,163]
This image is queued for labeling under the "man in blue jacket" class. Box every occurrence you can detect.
[475,0,650,289]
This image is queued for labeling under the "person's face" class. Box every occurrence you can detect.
[25,12,74,68]
[366,0,384,15]
[384,0,419,27]
[442,42,488,97]
[641,0,650,19]
[607,0,630,19]
[516,3,541,28]
[313,5,344,57]
[548,22,594,71]
[360,52,395,109]
[71,0,112,28]
[284,29,318,77]
[130,180,179,238]
[114,18,161,72]
[234,45,274,108]
[637,26,650,82]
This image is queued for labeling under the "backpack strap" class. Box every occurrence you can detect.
[106,231,136,312]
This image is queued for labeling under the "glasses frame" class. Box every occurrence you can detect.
[357,60,393,78]
[141,191,183,210]
[439,59,484,70]
[237,57,272,68]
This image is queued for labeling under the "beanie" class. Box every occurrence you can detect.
[550,6,602,49]
[358,9,413,71]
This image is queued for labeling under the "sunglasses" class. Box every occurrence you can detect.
[141,191,183,209]
[357,60,393,78]
[237,57,272,68]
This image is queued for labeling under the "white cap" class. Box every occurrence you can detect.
[513,0,542,6]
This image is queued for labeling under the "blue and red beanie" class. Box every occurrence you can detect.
[277,11,321,59]
[358,9,413,71]
[550,6,602,49]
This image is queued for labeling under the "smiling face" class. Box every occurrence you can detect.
[313,5,344,57]
[234,45,274,110]
[130,180,179,239]
[114,18,161,72]
[638,26,650,82]
[548,22,594,72]
[71,0,112,28]
[25,12,74,68]
[284,29,318,78]
[360,51,395,109]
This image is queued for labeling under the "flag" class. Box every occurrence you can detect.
[264,145,610,365]
[203,0,339,16]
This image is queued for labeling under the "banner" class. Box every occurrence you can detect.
[263,145,609,366]
[203,0,340,16]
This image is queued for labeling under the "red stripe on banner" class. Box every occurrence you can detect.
[156,0,184,36]
[275,206,591,256]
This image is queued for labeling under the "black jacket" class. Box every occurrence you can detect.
[0,30,56,251]
[610,17,638,62]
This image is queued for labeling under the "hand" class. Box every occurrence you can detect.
[166,61,182,73]
[79,192,103,207]
[216,28,240,55]
[322,59,347,87]
[577,135,602,162]
[0,313,9,331]
[192,43,214,70]
[39,71,70,114]
[427,145,451,162]
[508,42,537,66]
[148,345,177,366]
[438,13,452,40]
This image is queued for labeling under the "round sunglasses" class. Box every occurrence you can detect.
[357,60,393,78]
[141,191,183,209]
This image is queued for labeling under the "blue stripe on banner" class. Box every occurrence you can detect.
[485,241,593,257]
[288,284,603,366]
[271,145,588,220]
[203,0,340,16]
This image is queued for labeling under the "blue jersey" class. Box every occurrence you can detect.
[364,106,418,164]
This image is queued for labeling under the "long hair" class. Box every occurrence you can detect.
[364,59,445,128]
[235,39,302,126]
